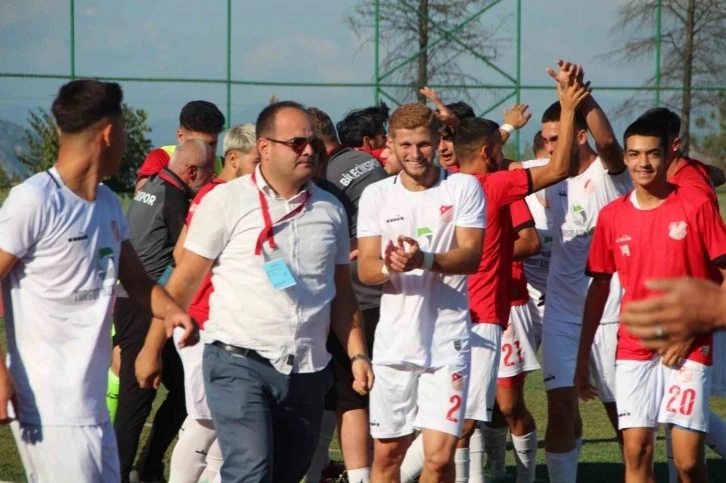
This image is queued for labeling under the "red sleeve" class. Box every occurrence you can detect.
[136,148,170,182]
[695,199,726,266]
[586,206,616,276]
[490,168,533,206]
[509,199,534,233]
[671,165,716,203]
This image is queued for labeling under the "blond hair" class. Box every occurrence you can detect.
[223,123,256,155]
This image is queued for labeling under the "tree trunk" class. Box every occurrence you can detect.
[680,0,696,156]
[416,0,429,104]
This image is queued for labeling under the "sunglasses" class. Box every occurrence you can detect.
[267,137,326,155]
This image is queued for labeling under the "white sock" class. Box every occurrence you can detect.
[469,427,486,483]
[454,448,470,483]
[512,431,537,483]
[483,425,508,479]
[707,410,726,458]
[304,410,337,482]
[169,417,217,483]
[400,433,425,482]
[198,439,223,483]
[545,448,578,483]
[347,467,371,483]
[665,426,678,483]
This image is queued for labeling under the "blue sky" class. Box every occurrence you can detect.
[0,0,656,154]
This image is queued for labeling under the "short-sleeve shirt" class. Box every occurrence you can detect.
[468,169,533,326]
[510,199,535,307]
[520,159,553,294]
[670,157,718,205]
[185,165,350,375]
[357,169,486,367]
[186,178,225,328]
[0,168,129,425]
[544,158,632,324]
[586,188,726,364]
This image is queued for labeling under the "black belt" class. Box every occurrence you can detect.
[211,341,272,368]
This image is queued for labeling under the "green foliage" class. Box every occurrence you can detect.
[503,140,533,161]
[694,93,726,169]
[0,164,10,188]
[16,104,152,192]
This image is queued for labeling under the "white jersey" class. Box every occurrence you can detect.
[520,159,553,294]
[357,169,486,367]
[0,168,128,425]
[544,158,631,324]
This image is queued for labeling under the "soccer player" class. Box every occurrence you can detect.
[356,103,487,483]
[0,80,194,483]
[337,102,390,164]
[167,123,259,483]
[135,100,226,192]
[575,116,726,483]
[539,60,630,482]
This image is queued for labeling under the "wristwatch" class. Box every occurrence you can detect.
[351,353,371,364]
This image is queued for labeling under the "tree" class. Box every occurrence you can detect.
[347,0,508,104]
[599,0,726,155]
[693,92,726,169]
[0,164,10,189]
[17,104,152,192]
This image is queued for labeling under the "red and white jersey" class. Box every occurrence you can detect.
[586,188,726,364]
[468,169,532,327]
[510,199,535,307]
[670,158,717,205]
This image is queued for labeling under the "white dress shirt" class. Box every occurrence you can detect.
[184,165,350,374]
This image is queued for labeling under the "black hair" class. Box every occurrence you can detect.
[179,100,225,134]
[541,101,587,131]
[533,130,545,157]
[453,117,501,160]
[256,100,307,139]
[623,116,669,154]
[446,101,476,121]
[637,107,681,139]
[51,79,123,133]
[307,107,338,145]
[337,101,390,147]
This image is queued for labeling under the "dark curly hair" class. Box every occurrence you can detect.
[179,100,225,134]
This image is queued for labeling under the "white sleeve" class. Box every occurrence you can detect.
[455,175,486,229]
[183,188,230,260]
[356,184,381,238]
[333,203,351,265]
[598,161,633,200]
[0,184,47,259]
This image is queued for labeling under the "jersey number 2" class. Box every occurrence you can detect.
[503,342,524,367]
[446,395,462,423]
[665,385,696,417]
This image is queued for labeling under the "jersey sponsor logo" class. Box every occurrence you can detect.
[451,372,464,391]
[97,247,115,280]
[68,234,88,243]
[668,221,687,240]
[453,340,462,351]
[618,411,631,418]
[134,190,157,206]
[417,227,433,247]
[540,235,553,257]
[572,205,587,226]
[543,374,555,383]
[439,205,454,223]
[562,227,594,239]
[677,367,693,383]
[584,179,596,195]
[616,235,632,243]
[74,285,114,302]
[338,159,381,187]
[111,220,122,242]
[524,258,550,269]
[386,215,404,224]
[701,345,711,357]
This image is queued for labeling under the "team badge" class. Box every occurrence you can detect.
[702,345,711,357]
[111,220,122,242]
[584,179,596,195]
[677,367,693,383]
[668,221,687,240]
[451,373,464,392]
[439,205,454,223]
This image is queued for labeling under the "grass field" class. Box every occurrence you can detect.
[1,192,726,481]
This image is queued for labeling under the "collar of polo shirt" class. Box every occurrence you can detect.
[253,164,314,200]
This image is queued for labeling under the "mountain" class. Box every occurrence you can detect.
[0,119,29,178]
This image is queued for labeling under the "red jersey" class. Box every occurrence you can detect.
[186,177,226,328]
[587,188,726,364]
[669,158,717,205]
[137,147,172,182]
[468,169,533,326]
[447,165,460,173]
[510,199,535,307]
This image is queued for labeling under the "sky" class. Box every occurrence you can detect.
[0,0,659,155]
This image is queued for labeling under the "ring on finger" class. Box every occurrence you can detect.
[653,325,669,340]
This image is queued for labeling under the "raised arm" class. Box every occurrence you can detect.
[500,104,532,144]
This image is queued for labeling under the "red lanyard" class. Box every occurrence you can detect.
[252,171,310,256]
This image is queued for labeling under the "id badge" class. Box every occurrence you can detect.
[262,258,297,291]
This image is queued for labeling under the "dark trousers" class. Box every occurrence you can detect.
[113,297,187,482]
[203,343,332,483]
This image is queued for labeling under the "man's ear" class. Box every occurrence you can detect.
[576,129,589,146]
[362,135,373,149]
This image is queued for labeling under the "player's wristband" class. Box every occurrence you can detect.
[381,263,392,280]
[421,251,435,271]
[351,353,371,364]
[500,123,515,134]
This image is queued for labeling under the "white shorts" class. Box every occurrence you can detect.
[526,284,545,351]
[615,359,712,433]
[173,327,212,420]
[369,359,470,439]
[711,331,726,397]
[465,323,501,422]
[11,420,119,483]
[498,304,541,379]
[541,320,617,402]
